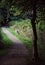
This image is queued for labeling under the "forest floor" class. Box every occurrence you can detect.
[0,27,45,65]
[2,27,23,44]
[0,27,29,65]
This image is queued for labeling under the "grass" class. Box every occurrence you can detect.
[7,27,32,49]
[0,29,13,56]
[7,19,45,60]
[7,27,33,59]
[7,19,33,59]
[1,30,13,46]
[9,19,31,27]
[7,19,33,49]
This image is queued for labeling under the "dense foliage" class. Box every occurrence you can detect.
[0,0,45,62]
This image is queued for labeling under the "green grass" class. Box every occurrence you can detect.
[8,19,32,49]
[2,32,12,45]
[2,31,13,45]
[7,27,32,50]
[0,30,13,56]
[7,18,45,60]
[7,19,33,59]
[9,19,31,27]
[7,27,33,59]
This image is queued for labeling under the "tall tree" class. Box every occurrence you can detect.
[0,0,45,61]
[31,0,38,61]
[10,0,38,61]
[7,0,38,61]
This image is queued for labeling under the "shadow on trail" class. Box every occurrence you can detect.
[0,42,45,65]
[0,41,29,65]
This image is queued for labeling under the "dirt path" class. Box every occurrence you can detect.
[0,27,29,65]
[2,27,22,44]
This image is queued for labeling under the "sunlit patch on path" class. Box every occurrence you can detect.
[0,27,29,65]
[2,27,22,44]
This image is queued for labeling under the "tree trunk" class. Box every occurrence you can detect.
[31,0,38,61]
[0,26,2,41]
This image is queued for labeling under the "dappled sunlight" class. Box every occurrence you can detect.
[0,0,45,65]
